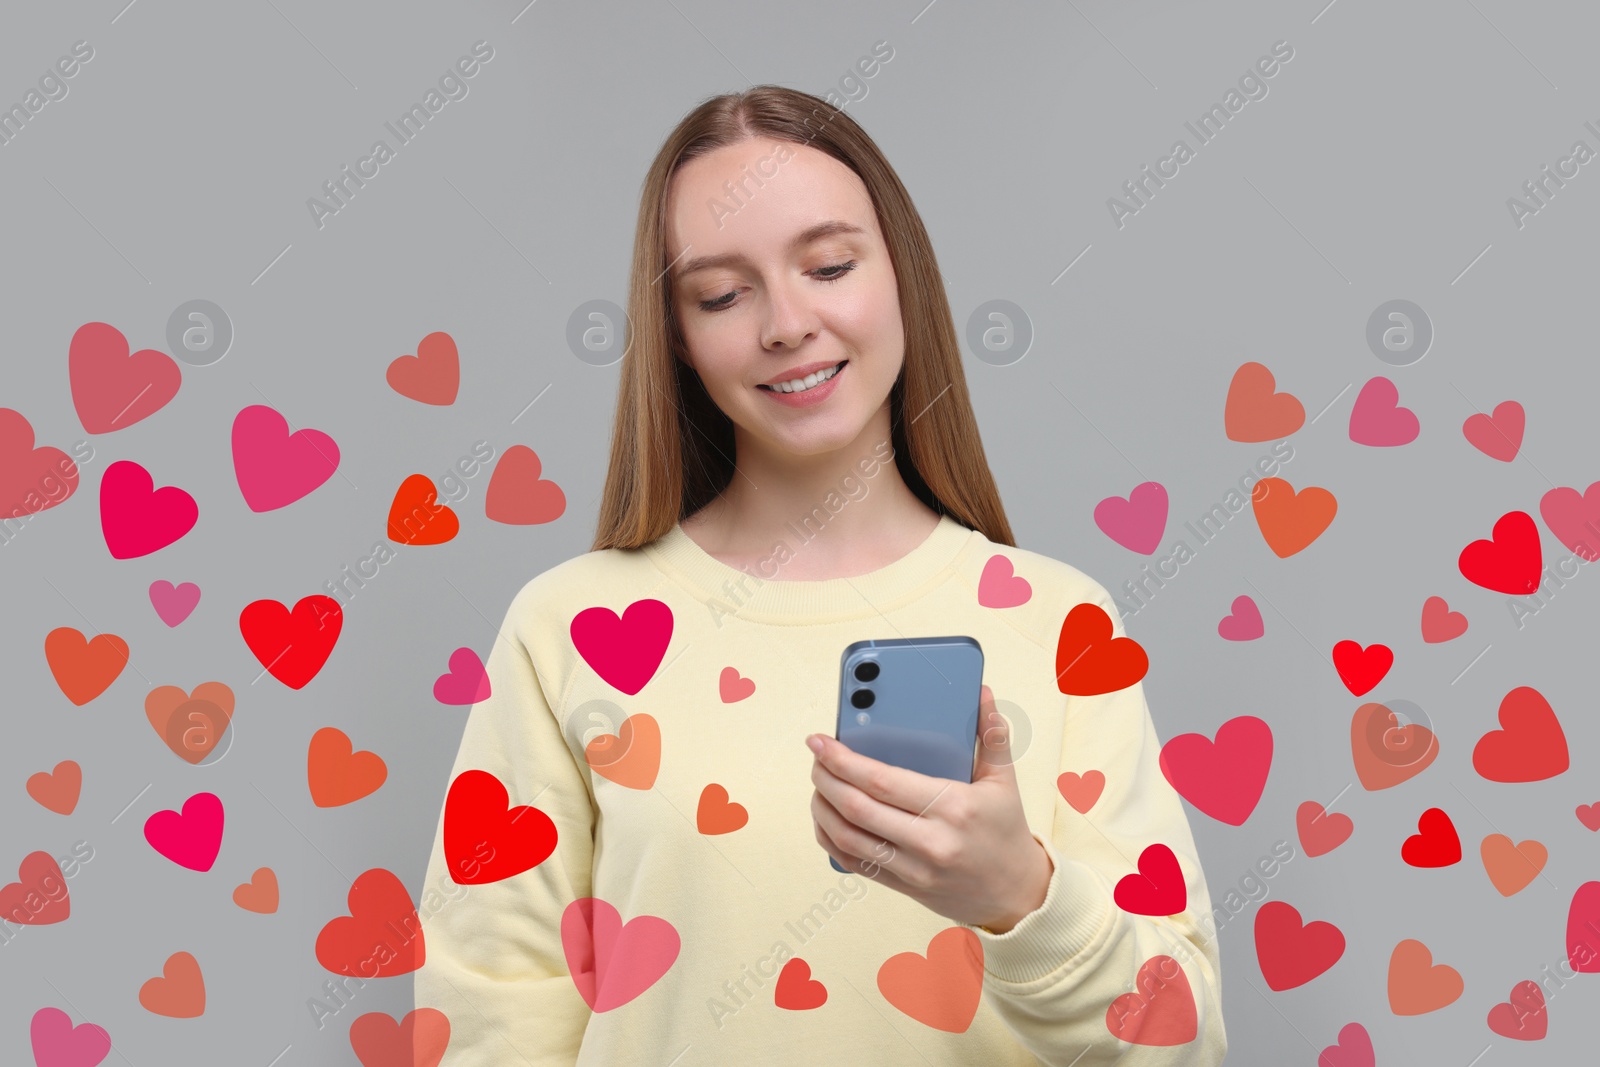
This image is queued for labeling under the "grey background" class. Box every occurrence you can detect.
[3,0,1598,1063]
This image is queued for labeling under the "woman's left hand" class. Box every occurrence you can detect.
[807,684,1055,933]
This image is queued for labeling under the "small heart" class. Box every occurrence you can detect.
[1295,800,1353,858]
[1349,375,1419,446]
[1094,482,1169,555]
[977,553,1032,608]
[1387,938,1462,1015]
[1056,770,1105,814]
[29,1007,112,1067]
[1419,595,1467,643]
[1462,400,1524,462]
[1216,596,1263,641]
[44,627,129,706]
[1113,843,1187,915]
[26,760,82,815]
[148,580,201,627]
[1,852,71,925]
[718,666,755,703]
[1538,481,1600,562]
[308,727,387,807]
[349,1008,452,1067]
[386,331,460,405]
[387,474,459,546]
[143,792,224,872]
[233,867,279,913]
[1486,979,1547,1040]
[583,713,661,790]
[144,682,235,764]
[139,951,206,1018]
[1400,807,1460,867]
[1250,477,1338,558]
[1332,640,1392,697]
[0,408,81,517]
[1577,803,1600,832]
[484,444,566,525]
[1480,833,1546,897]
[433,647,490,705]
[773,958,828,1011]
[1316,1021,1374,1067]
[696,784,748,835]
[1350,701,1438,791]
[1224,361,1304,442]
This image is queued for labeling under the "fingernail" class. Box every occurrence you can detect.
[806,735,824,755]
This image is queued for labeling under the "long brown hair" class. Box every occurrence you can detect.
[590,84,1014,551]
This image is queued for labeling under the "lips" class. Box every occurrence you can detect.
[758,360,847,391]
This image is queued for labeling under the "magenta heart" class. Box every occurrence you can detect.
[1539,481,1600,562]
[143,792,224,872]
[1217,595,1263,641]
[1566,880,1600,972]
[1094,481,1168,555]
[149,580,201,627]
[1158,715,1273,826]
[231,404,340,512]
[1348,376,1419,446]
[1462,400,1523,461]
[570,599,673,696]
[977,553,1031,607]
[1317,1022,1374,1067]
[561,896,680,1011]
[30,1007,111,1067]
[433,646,491,705]
[99,460,198,559]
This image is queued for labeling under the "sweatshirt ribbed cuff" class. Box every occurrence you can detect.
[962,832,1114,986]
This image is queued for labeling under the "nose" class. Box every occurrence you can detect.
[760,277,820,350]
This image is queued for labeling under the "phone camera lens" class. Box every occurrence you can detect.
[853,660,880,682]
[850,688,874,710]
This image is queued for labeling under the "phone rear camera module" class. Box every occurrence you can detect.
[850,688,875,709]
[853,660,880,682]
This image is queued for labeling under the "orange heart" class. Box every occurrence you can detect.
[1350,702,1438,790]
[1251,477,1337,558]
[1224,362,1305,442]
[26,760,81,815]
[1480,834,1546,897]
[877,927,985,1033]
[584,713,660,790]
[773,958,828,1011]
[139,951,206,1018]
[44,627,129,706]
[696,784,748,835]
[144,682,235,764]
[233,867,279,913]
[386,474,459,546]
[1387,938,1462,1015]
[484,444,566,525]
[386,331,460,405]
[1057,770,1105,814]
[307,727,388,807]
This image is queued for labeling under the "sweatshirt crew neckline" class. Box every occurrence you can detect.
[642,512,978,624]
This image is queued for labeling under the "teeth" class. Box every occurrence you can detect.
[769,362,842,393]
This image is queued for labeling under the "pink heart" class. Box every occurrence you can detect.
[1419,595,1467,643]
[560,896,680,1011]
[1157,715,1273,826]
[433,647,491,705]
[977,553,1032,607]
[149,580,201,627]
[231,404,340,512]
[1296,800,1353,858]
[30,1006,111,1067]
[1216,596,1263,641]
[1462,400,1524,461]
[1486,980,1547,1040]
[1578,804,1600,832]
[68,321,181,434]
[1348,376,1419,446]
[1567,881,1600,972]
[1539,481,1600,562]
[570,599,673,696]
[99,460,198,559]
[1317,1022,1374,1067]
[1094,481,1168,555]
[143,792,224,872]
[719,667,755,703]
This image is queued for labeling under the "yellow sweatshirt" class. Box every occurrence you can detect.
[414,513,1227,1065]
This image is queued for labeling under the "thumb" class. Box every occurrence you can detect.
[973,684,1017,782]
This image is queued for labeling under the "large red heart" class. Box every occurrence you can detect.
[1113,843,1187,915]
[1458,510,1542,594]
[1473,685,1568,783]
[1400,807,1461,867]
[239,595,343,690]
[1254,900,1344,991]
[1054,602,1148,696]
[443,769,558,884]
[315,868,424,978]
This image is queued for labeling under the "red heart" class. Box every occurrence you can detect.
[387,474,459,546]
[484,445,566,525]
[442,769,557,884]
[570,599,674,696]
[0,408,80,518]
[1104,955,1198,1046]
[239,595,343,690]
[1486,980,1547,1041]
[349,1008,451,1067]
[1331,640,1392,696]
[1473,685,1569,783]
[315,868,424,978]
[1113,844,1187,915]
[68,321,181,433]
[1158,715,1273,826]
[1400,807,1461,867]
[1419,596,1467,643]
[773,958,828,1011]
[1578,804,1600,832]
[386,331,460,405]
[1254,900,1344,991]
[1458,510,1542,595]
[1295,800,1353,858]
[0,852,71,925]
[1054,602,1148,696]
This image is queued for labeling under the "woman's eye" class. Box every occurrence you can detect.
[696,260,858,313]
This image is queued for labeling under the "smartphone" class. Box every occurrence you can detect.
[827,635,985,873]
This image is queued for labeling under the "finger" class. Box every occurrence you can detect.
[814,805,918,890]
[812,755,927,850]
[812,733,950,817]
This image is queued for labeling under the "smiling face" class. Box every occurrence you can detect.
[665,139,904,461]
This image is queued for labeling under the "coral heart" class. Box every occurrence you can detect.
[144,681,235,763]
[1387,938,1462,1015]
[1472,685,1568,783]
[1104,955,1198,1046]
[1419,595,1467,643]
[99,460,198,559]
[1462,400,1524,461]
[26,761,82,815]
[570,599,674,696]
[69,321,181,433]
[233,868,279,913]
[1400,807,1460,867]
[560,896,680,1011]
[484,444,566,525]
[1255,900,1344,991]
[1480,834,1546,897]
[443,769,558,884]
[0,407,80,517]
[1216,596,1263,641]
[349,1009,452,1067]
[1056,770,1105,814]
[231,404,340,512]
[433,647,490,705]
[1113,843,1187,915]
[139,951,206,1018]
[1331,640,1392,696]
[1316,1022,1374,1067]
[1486,980,1547,1040]
[1578,804,1600,832]
[1158,715,1272,826]
[1350,701,1438,790]
[238,594,343,690]
[1094,482,1168,555]
[977,553,1032,608]
[1054,602,1148,696]
[315,868,425,978]
[386,331,460,405]
[718,666,755,703]
[387,474,459,545]
[148,580,201,627]
[1250,477,1337,558]
[584,713,661,790]
[696,784,748,835]
[0,852,72,925]
[1458,510,1542,594]
[308,727,387,807]
[1224,361,1304,442]
[877,926,985,1033]
[1538,480,1600,562]
[774,959,828,1010]
[1348,375,1419,446]
[44,627,129,706]
[143,792,224,871]
[29,1006,111,1067]
[1295,801,1353,858]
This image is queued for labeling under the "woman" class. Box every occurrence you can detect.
[416,85,1226,1065]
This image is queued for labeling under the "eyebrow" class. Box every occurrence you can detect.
[672,219,868,280]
